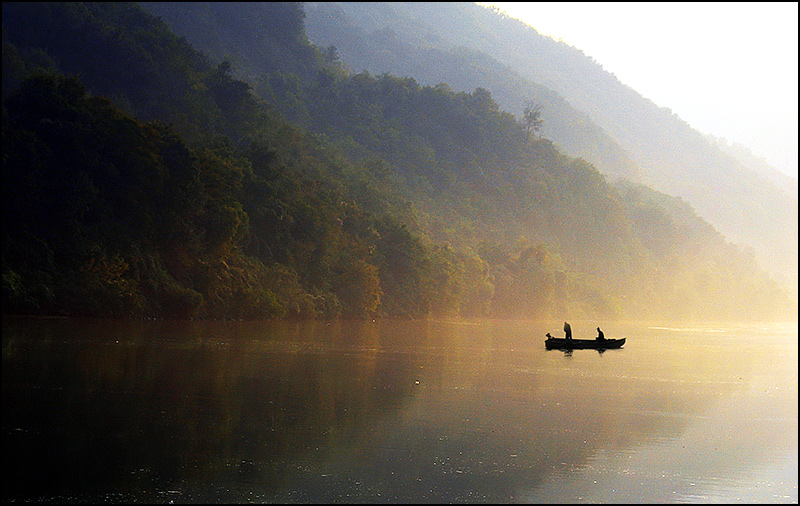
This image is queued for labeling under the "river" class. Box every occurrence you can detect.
[3,316,797,503]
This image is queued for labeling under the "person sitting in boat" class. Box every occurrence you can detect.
[546,332,553,339]
[563,321,572,340]
[596,327,605,341]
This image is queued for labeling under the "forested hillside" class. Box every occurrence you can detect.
[300,2,642,183]
[301,2,798,292]
[2,2,793,321]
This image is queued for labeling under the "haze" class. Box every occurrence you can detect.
[482,2,799,180]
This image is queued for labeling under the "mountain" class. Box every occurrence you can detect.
[2,2,794,321]
[301,1,798,292]
[706,134,798,199]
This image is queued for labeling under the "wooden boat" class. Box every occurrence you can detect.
[545,336,626,350]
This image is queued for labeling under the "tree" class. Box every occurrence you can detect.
[522,101,543,136]
[374,217,430,317]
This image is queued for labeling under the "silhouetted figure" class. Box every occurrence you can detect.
[563,321,572,340]
[596,326,605,341]
[546,332,553,339]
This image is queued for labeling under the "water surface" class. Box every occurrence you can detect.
[3,317,797,503]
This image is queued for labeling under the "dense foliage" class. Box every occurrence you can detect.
[302,1,798,293]
[2,2,793,321]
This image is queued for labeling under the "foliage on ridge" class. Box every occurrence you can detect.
[1,2,792,321]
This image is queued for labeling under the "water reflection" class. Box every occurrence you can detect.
[2,317,797,503]
[548,346,622,356]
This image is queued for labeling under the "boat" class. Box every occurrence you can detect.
[545,336,626,350]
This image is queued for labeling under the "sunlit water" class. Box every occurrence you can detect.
[3,317,797,503]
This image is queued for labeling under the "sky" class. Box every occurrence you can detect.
[480,2,798,180]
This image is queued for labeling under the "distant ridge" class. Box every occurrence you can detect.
[304,1,797,291]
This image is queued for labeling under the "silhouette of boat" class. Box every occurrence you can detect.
[545,337,626,350]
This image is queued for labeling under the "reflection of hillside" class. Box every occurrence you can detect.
[3,318,792,502]
[2,318,423,501]
[265,319,753,502]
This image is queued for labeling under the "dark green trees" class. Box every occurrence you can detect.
[2,2,793,322]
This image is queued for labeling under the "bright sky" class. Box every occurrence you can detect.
[481,2,799,180]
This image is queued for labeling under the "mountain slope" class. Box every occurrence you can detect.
[301,3,642,182]
[3,2,793,321]
[302,1,797,291]
[138,1,792,320]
